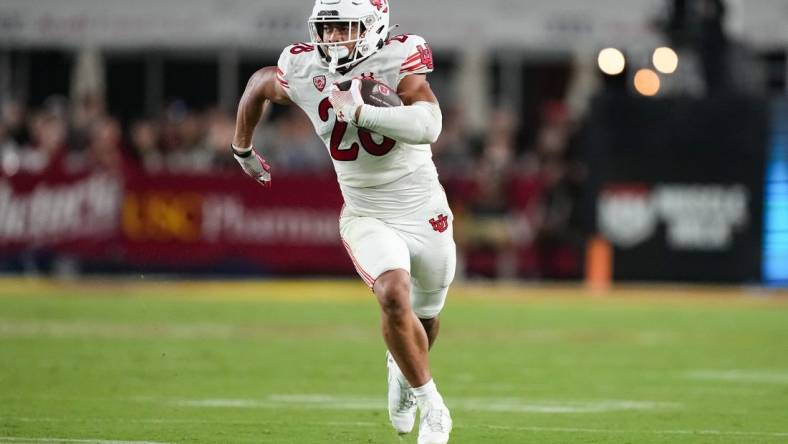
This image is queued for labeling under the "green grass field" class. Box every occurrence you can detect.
[1,278,787,443]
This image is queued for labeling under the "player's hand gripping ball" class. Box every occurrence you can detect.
[329,77,402,124]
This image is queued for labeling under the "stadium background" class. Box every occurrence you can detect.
[0,0,786,285]
[1,2,788,443]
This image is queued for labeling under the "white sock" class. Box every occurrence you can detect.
[388,351,412,387]
[412,379,443,406]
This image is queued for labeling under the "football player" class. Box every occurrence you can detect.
[232,1,453,442]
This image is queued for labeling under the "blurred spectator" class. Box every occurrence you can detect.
[129,119,164,172]
[83,117,125,173]
[455,108,531,279]
[260,106,331,172]
[0,118,20,176]
[164,109,214,173]
[70,93,106,153]
[528,100,584,278]
[2,98,30,146]
[432,105,473,175]
[19,109,68,173]
[204,109,240,171]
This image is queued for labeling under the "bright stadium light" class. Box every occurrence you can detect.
[634,69,661,96]
[598,48,626,75]
[652,47,679,74]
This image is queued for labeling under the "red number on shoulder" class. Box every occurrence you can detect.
[290,43,315,55]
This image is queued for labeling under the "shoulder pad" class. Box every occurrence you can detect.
[388,34,434,76]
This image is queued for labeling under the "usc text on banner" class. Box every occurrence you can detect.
[0,170,353,275]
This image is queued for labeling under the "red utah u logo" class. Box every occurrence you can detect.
[417,44,434,70]
[429,214,449,233]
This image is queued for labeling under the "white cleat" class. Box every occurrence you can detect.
[386,351,417,434]
[417,400,452,444]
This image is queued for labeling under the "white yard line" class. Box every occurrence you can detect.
[175,394,679,414]
[0,319,367,340]
[0,438,172,444]
[486,425,788,438]
[2,417,378,428]
[4,418,786,439]
[685,369,788,384]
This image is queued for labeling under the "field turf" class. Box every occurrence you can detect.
[0,278,787,443]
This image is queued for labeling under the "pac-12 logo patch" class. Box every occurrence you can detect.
[429,214,449,233]
[313,75,326,92]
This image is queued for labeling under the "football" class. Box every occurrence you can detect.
[335,78,403,108]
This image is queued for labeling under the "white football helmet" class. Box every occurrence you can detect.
[308,0,391,73]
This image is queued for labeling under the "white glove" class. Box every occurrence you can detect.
[232,144,271,188]
[328,78,364,125]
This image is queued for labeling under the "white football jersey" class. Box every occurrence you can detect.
[276,34,437,194]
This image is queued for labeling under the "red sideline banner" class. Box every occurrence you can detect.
[0,172,119,257]
[0,170,354,274]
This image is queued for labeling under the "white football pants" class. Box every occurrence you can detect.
[339,187,456,319]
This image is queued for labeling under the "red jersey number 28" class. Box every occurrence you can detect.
[318,97,396,161]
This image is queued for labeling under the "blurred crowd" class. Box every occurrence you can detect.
[1,94,233,176]
[0,94,342,177]
[0,93,584,279]
[435,102,585,280]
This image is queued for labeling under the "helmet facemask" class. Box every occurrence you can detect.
[308,1,390,74]
[309,17,367,73]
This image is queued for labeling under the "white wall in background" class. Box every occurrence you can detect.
[0,0,785,51]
